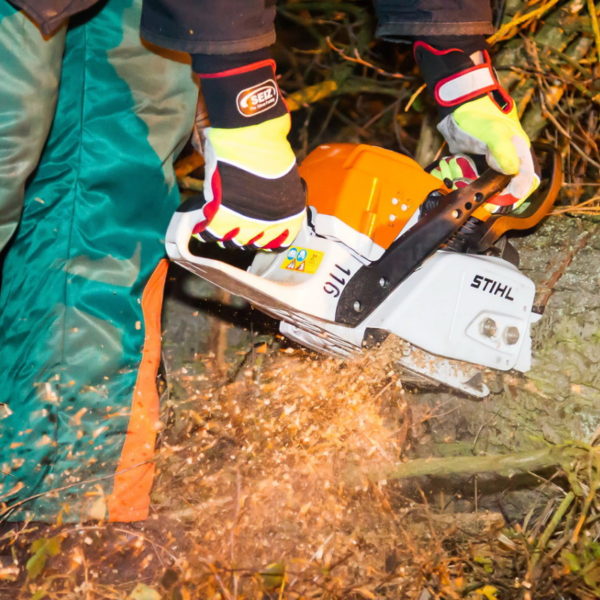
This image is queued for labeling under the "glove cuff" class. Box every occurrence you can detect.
[196,58,288,128]
[414,41,513,118]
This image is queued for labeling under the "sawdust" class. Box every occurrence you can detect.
[3,338,597,599]
[154,340,424,594]
[150,337,600,600]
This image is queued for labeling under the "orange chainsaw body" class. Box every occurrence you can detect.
[298,143,448,250]
[298,142,561,253]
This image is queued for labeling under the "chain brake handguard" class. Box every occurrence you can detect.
[468,142,562,252]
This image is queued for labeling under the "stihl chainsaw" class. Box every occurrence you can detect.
[166,143,561,397]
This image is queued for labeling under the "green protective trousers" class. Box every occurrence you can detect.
[0,0,197,522]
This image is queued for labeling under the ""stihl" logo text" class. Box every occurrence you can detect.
[470,274,514,301]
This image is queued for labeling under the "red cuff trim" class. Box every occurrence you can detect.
[434,67,514,115]
[413,40,462,60]
[197,59,276,79]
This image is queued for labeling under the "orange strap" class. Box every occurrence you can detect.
[107,259,168,522]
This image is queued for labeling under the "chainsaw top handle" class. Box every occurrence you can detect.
[334,167,512,326]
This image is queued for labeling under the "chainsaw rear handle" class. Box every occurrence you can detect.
[165,195,208,263]
[334,167,511,326]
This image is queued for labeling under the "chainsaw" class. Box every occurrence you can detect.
[166,143,561,397]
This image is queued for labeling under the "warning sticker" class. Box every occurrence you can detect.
[281,246,324,274]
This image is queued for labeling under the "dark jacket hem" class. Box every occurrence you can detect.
[376,21,494,40]
[139,28,276,55]
[10,0,96,35]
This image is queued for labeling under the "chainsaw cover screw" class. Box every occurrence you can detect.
[480,318,497,338]
[504,326,520,345]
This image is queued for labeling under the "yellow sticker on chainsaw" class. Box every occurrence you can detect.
[281,246,324,274]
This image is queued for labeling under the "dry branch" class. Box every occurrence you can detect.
[358,444,588,484]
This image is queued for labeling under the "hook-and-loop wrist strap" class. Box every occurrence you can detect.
[414,41,512,117]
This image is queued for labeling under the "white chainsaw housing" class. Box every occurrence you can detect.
[166,206,541,397]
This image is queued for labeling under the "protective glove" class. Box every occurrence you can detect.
[189,57,306,251]
[193,113,306,250]
[428,154,479,190]
[414,41,539,213]
[428,153,515,217]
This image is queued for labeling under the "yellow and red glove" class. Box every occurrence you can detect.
[428,153,516,216]
[198,112,306,249]
[415,41,539,212]
[191,58,306,250]
[428,154,479,190]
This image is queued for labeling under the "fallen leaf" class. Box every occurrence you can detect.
[261,562,285,589]
[128,582,162,600]
[26,535,63,580]
[473,585,499,600]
